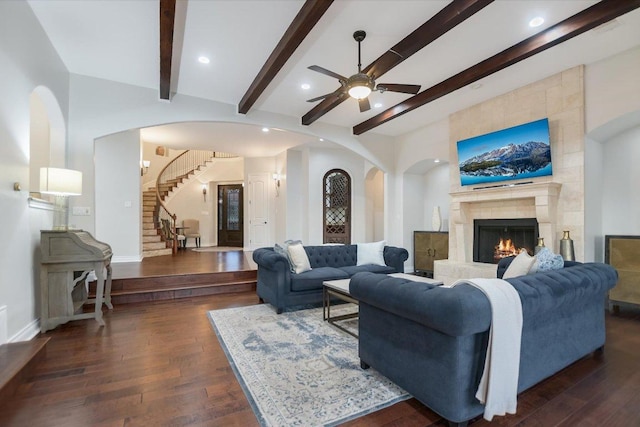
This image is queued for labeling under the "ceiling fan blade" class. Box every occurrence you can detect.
[358,97,371,113]
[307,87,346,103]
[308,65,348,82]
[376,83,421,94]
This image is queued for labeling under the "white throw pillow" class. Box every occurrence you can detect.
[287,243,312,274]
[503,250,536,279]
[357,241,386,266]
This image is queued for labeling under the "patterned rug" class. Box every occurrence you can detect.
[207,304,410,426]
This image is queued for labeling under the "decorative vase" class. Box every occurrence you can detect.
[534,237,545,254]
[432,206,442,232]
[559,230,575,261]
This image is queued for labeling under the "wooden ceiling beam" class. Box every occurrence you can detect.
[353,0,640,135]
[302,0,494,126]
[238,0,334,115]
[159,0,176,100]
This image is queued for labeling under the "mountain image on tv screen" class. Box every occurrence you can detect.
[457,118,552,186]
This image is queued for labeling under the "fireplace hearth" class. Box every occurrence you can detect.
[473,218,538,264]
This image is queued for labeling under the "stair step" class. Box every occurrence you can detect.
[142,212,154,218]
[0,338,49,402]
[89,271,257,304]
[143,242,168,250]
[143,229,160,236]
[143,235,162,243]
[143,248,173,258]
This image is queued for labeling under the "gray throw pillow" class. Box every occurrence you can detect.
[276,240,304,273]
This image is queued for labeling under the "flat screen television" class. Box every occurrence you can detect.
[457,118,552,187]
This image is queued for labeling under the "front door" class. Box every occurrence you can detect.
[217,184,243,247]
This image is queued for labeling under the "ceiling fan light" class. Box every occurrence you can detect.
[348,85,372,99]
[347,73,374,99]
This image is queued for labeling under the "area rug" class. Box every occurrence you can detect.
[207,304,410,427]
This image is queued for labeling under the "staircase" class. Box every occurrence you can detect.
[142,190,172,257]
[142,150,237,258]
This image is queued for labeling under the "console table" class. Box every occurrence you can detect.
[40,230,113,332]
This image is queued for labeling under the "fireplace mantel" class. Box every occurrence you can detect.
[435,182,563,285]
[449,182,562,263]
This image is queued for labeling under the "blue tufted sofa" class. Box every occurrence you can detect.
[350,259,618,427]
[252,244,408,313]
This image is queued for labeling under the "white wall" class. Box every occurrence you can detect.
[586,46,640,134]
[0,1,69,341]
[364,167,384,242]
[95,130,142,261]
[282,150,304,243]
[584,137,604,262]
[423,164,450,232]
[601,126,640,238]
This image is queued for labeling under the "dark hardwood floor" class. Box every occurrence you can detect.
[1,250,639,426]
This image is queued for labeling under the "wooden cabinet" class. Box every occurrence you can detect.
[414,231,449,278]
[605,235,640,311]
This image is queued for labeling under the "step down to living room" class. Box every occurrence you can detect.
[0,337,49,403]
[89,270,257,304]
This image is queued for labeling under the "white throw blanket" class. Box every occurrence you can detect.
[451,278,523,421]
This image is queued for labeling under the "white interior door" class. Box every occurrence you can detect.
[248,173,269,249]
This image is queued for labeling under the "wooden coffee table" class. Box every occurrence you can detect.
[323,279,359,337]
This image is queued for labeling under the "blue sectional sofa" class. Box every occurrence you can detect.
[252,244,408,313]
[349,259,618,427]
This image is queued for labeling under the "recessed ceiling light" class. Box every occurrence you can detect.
[529,17,544,28]
[301,83,310,90]
[198,56,210,64]
[262,127,269,133]
[319,138,324,142]
[470,83,482,90]
[434,159,440,163]
[374,102,383,108]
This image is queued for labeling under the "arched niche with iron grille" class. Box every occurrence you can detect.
[323,169,351,244]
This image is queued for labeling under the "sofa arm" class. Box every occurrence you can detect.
[350,272,491,337]
[383,246,409,272]
[252,247,290,272]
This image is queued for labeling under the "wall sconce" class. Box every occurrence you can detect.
[272,173,281,197]
[140,160,150,176]
[202,184,207,202]
[40,167,82,230]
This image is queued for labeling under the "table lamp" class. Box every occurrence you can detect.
[40,167,82,230]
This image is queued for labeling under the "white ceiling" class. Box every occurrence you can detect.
[27,0,640,155]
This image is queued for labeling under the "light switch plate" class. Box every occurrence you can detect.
[72,206,91,216]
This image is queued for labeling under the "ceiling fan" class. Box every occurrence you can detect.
[307,30,421,112]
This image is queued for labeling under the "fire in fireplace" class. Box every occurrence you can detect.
[473,218,538,264]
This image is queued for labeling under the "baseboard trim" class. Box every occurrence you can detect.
[112,255,143,263]
[10,319,40,343]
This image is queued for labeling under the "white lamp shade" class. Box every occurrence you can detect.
[40,167,82,196]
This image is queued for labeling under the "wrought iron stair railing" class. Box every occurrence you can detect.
[154,150,236,253]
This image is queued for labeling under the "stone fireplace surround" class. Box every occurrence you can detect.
[434,182,561,285]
